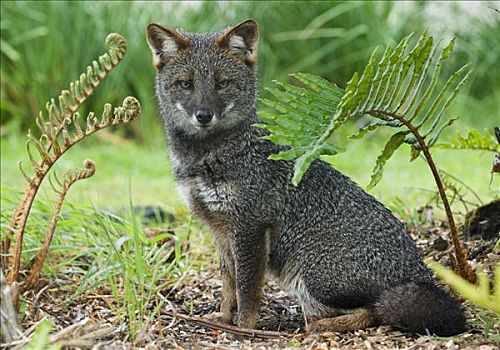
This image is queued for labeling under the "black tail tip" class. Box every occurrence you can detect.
[376,282,466,336]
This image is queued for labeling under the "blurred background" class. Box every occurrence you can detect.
[1,1,499,212]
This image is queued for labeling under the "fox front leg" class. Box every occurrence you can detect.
[218,250,237,323]
[233,225,268,329]
[205,238,237,324]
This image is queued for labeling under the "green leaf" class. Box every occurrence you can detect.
[378,33,413,109]
[435,128,500,152]
[394,34,434,114]
[418,63,470,130]
[367,131,408,189]
[427,118,457,147]
[428,260,500,314]
[292,143,340,186]
[257,30,471,186]
[352,48,379,115]
[410,38,453,122]
[410,147,421,162]
[25,320,61,350]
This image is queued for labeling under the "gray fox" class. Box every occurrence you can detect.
[146,19,465,336]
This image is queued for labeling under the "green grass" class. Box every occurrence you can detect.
[0,135,183,210]
[1,174,203,340]
[2,130,498,223]
[326,131,500,213]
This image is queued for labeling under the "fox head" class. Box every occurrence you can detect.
[147,20,259,139]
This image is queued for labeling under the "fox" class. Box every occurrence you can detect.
[146,19,466,336]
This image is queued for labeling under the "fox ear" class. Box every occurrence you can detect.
[217,19,259,66]
[147,23,190,69]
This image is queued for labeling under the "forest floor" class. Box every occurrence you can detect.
[2,217,499,350]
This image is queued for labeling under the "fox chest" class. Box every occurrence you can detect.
[177,177,234,217]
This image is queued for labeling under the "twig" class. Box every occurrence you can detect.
[196,341,235,350]
[162,309,287,339]
[3,318,115,350]
[23,298,70,327]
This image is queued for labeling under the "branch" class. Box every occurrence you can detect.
[162,310,288,339]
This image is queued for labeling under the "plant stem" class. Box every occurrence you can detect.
[370,109,476,283]
[24,161,95,292]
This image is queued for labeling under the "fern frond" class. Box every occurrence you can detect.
[35,33,127,155]
[3,33,137,287]
[435,128,500,152]
[428,260,500,314]
[23,97,140,185]
[259,31,477,283]
[259,73,344,184]
[260,31,471,186]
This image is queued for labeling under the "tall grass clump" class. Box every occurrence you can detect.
[1,189,187,341]
[2,1,497,144]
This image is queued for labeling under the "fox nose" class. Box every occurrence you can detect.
[195,109,214,125]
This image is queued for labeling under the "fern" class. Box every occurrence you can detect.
[428,260,500,315]
[260,30,470,186]
[259,30,477,283]
[1,33,140,295]
[257,73,345,180]
[435,128,500,152]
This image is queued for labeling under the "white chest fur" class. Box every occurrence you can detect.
[176,178,232,213]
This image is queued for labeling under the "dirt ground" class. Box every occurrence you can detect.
[2,222,499,349]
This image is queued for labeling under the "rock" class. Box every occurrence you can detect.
[463,200,500,240]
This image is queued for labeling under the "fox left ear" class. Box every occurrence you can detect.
[147,23,191,69]
[217,19,259,66]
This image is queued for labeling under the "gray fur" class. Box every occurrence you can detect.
[147,20,465,336]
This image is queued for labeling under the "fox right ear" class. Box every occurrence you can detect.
[217,19,259,66]
[146,23,190,69]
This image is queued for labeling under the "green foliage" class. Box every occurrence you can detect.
[428,260,500,315]
[435,129,500,152]
[1,1,393,143]
[1,188,189,340]
[2,1,497,143]
[260,30,471,186]
[258,73,344,183]
[24,320,61,350]
[75,204,185,339]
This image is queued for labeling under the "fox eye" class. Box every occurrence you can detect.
[177,80,193,90]
[216,80,230,90]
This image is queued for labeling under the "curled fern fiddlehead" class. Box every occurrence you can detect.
[2,33,140,290]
